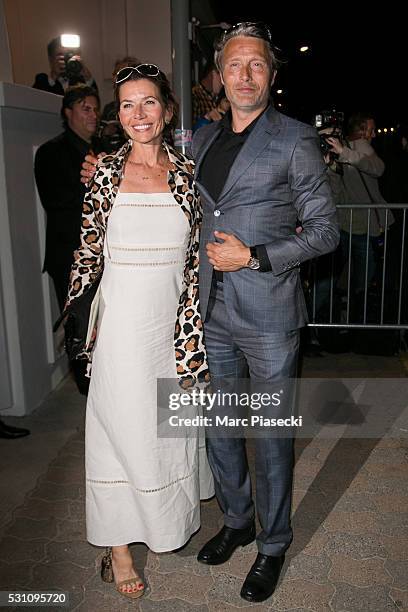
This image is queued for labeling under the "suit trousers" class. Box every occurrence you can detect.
[48,268,71,312]
[48,269,89,397]
[204,280,299,556]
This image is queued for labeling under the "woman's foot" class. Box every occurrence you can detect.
[111,545,144,597]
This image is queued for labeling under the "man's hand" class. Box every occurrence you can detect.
[80,153,102,184]
[70,55,93,82]
[206,231,250,271]
[326,136,344,156]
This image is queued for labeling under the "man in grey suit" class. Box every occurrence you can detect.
[193,22,339,602]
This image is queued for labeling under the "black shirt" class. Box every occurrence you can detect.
[33,73,65,95]
[198,109,271,272]
[33,73,98,95]
[199,110,263,201]
[34,128,91,274]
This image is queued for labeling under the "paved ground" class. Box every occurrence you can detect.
[0,351,407,611]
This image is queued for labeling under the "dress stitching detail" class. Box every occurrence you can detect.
[110,246,180,252]
[116,203,178,208]
[87,470,196,492]
[108,260,183,266]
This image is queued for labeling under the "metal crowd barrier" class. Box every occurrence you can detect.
[306,204,408,330]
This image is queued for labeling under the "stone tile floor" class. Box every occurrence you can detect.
[0,353,407,611]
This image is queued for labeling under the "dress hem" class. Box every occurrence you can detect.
[87,523,201,553]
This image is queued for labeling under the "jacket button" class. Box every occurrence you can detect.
[214,209,221,217]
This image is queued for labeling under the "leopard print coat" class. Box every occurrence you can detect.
[66,139,209,385]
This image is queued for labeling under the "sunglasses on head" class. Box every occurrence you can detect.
[223,21,273,44]
[115,63,160,85]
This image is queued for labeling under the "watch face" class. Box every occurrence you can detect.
[249,257,260,270]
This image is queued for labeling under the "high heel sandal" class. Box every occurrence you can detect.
[101,547,145,599]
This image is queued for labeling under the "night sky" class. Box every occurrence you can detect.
[208,3,405,129]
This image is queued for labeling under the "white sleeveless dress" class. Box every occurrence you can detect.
[85,191,213,551]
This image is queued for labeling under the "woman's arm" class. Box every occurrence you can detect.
[65,177,104,307]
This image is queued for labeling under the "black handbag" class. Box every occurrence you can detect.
[53,272,102,361]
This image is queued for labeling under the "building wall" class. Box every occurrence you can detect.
[3,0,172,106]
[0,83,67,416]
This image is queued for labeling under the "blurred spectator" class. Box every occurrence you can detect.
[192,62,222,124]
[325,112,392,302]
[34,85,100,395]
[379,125,408,204]
[379,125,408,322]
[35,84,100,309]
[33,36,97,94]
[193,89,230,132]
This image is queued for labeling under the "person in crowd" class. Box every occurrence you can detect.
[192,62,223,124]
[34,84,100,395]
[81,24,339,602]
[33,36,97,94]
[379,125,408,206]
[193,88,230,132]
[378,125,408,322]
[65,64,213,600]
[325,112,392,317]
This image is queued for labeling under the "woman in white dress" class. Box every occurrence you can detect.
[65,64,213,599]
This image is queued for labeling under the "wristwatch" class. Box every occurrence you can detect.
[247,246,260,270]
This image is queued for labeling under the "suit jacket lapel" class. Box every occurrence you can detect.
[218,106,282,203]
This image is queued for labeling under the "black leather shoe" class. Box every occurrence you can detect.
[0,419,30,439]
[197,524,255,565]
[240,553,285,603]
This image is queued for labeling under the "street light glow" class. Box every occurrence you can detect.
[300,45,309,52]
[277,89,283,94]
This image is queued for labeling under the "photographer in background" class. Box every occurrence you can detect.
[33,36,97,95]
[325,113,391,301]
[302,112,344,328]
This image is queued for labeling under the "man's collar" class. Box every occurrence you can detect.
[65,127,91,152]
[49,74,68,87]
[221,105,270,135]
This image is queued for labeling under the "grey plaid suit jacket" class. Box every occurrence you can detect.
[192,105,339,332]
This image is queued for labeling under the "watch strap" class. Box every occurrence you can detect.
[250,245,258,258]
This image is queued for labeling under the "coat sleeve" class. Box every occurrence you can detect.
[65,175,104,307]
[338,140,385,177]
[264,127,340,276]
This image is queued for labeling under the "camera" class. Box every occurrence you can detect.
[314,109,344,131]
[96,120,126,154]
[64,52,85,86]
[313,109,345,160]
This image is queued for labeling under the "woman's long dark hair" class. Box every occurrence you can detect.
[114,68,179,146]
